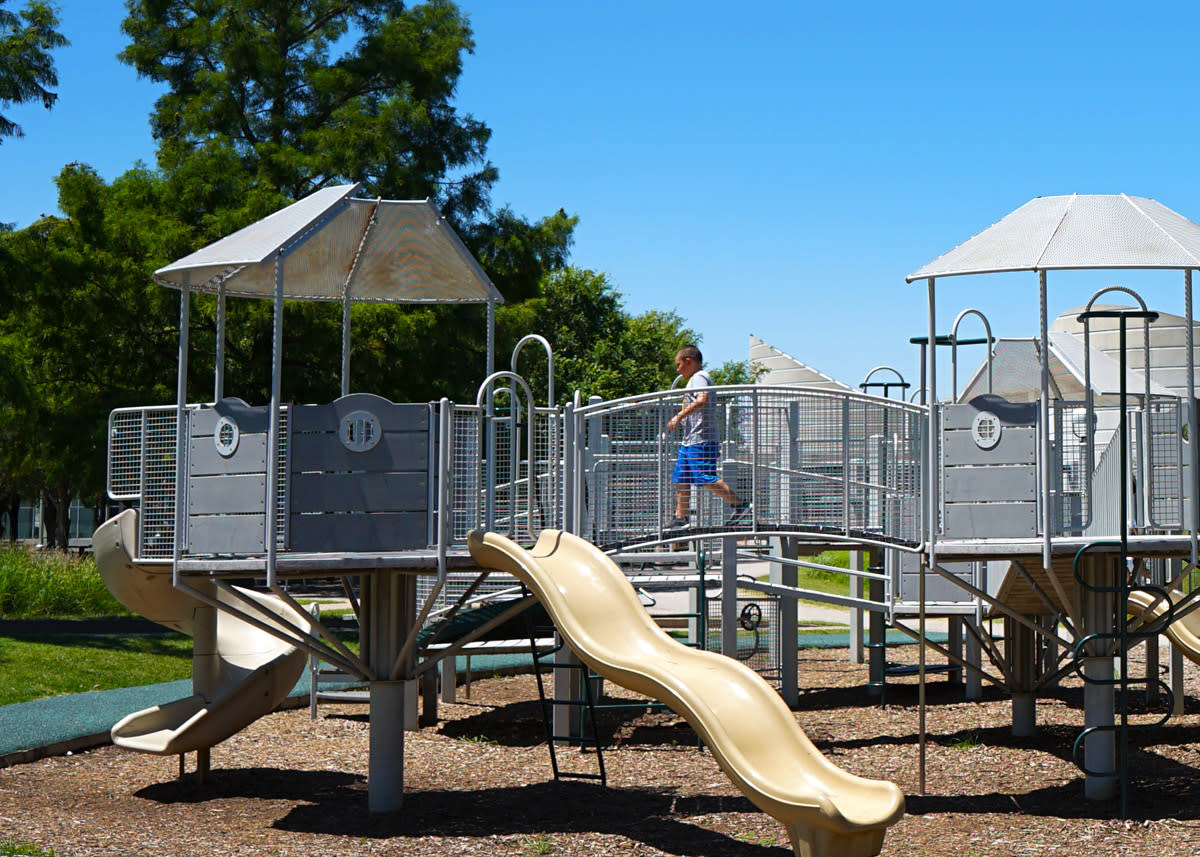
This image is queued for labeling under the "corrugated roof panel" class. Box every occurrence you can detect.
[152,185,502,304]
[907,194,1200,282]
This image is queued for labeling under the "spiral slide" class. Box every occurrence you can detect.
[93,509,308,755]
[1128,588,1200,666]
[467,529,905,857]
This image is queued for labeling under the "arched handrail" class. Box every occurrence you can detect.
[475,372,539,539]
[511,334,555,405]
[1077,286,1159,535]
[950,308,994,401]
[859,366,910,399]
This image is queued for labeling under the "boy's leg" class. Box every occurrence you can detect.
[706,480,741,506]
[675,484,691,519]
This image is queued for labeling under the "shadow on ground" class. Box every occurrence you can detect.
[138,773,789,857]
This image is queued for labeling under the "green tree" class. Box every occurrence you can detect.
[117,0,575,403]
[0,0,66,143]
[709,358,766,385]
[525,267,697,403]
[121,0,490,219]
[0,164,192,545]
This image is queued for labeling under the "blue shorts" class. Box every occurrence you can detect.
[673,441,719,485]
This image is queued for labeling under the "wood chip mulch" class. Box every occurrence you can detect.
[3,643,1200,856]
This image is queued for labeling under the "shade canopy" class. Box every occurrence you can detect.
[748,334,852,391]
[907,194,1200,283]
[153,184,503,304]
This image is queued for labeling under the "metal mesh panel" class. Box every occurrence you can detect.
[1146,399,1183,529]
[106,406,179,558]
[574,387,923,548]
[275,406,289,548]
[107,408,154,499]
[449,406,482,541]
[530,407,563,532]
[1053,403,1091,534]
[706,595,780,687]
[140,409,178,558]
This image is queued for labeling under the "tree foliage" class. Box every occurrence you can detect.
[121,0,489,216]
[0,0,66,142]
[522,268,698,403]
[0,163,192,544]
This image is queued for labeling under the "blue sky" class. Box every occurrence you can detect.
[4,1,1200,394]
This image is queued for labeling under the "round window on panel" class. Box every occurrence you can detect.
[971,411,1002,450]
[339,410,382,452]
[214,416,240,458]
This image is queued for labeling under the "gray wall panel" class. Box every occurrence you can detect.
[289,431,428,472]
[943,427,1036,466]
[942,399,1038,430]
[189,435,269,476]
[190,400,271,436]
[187,514,265,554]
[290,472,427,514]
[943,465,1037,502]
[944,502,1038,538]
[188,474,267,514]
[290,396,429,433]
[288,512,427,552]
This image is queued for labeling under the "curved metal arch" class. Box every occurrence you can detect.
[511,334,555,406]
[859,365,909,400]
[950,308,995,400]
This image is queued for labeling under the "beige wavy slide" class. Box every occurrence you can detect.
[467,529,905,857]
[94,509,308,755]
[1128,588,1200,666]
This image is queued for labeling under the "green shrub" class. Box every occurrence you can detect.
[0,546,128,618]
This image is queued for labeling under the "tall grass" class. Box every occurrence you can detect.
[0,546,128,618]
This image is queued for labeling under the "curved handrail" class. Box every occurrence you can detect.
[951,308,994,400]
[511,334,555,405]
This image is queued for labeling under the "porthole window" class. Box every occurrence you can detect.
[971,411,1002,450]
[214,416,240,458]
[339,410,382,452]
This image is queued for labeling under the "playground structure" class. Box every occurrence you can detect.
[92,188,1200,854]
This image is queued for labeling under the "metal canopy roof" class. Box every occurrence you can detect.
[748,334,852,392]
[906,194,1200,282]
[153,184,503,304]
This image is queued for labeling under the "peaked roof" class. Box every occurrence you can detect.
[153,184,502,304]
[958,334,1172,404]
[907,194,1200,282]
[748,335,852,391]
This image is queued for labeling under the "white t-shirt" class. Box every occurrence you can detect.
[682,370,717,446]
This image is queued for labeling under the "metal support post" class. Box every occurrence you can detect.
[777,537,799,708]
[849,549,864,664]
[368,681,408,813]
[722,536,739,658]
[1078,552,1118,801]
[1008,619,1037,737]
[552,636,584,741]
[867,550,886,699]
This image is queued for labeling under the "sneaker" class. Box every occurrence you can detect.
[726,502,752,526]
[665,516,691,530]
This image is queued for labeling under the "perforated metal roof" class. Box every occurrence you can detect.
[153,184,502,304]
[907,194,1200,282]
[748,334,852,391]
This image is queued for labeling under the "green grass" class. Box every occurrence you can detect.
[946,732,982,749]
[753,550,853,602]
[0,546,128,618]
[0,839,55,856]
[520,834,555,855]
[0,634,192,705]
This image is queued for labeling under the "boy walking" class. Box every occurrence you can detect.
[666,345,751,528]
